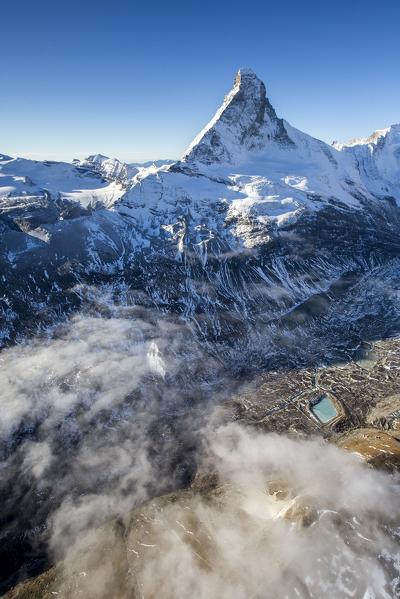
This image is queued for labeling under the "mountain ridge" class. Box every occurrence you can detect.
[0,68,399,350]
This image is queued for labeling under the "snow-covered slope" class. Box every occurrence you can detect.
[0,155,125,208]
[74,154,176,183]
[333,124,400,198]
[116,69,399,250]
[75,154,139,184]
[2,69,398,243]
[0,69,399,348]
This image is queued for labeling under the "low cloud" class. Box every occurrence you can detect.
[128,424,400,599]
[0,306,220,591]
[0,300,399,597]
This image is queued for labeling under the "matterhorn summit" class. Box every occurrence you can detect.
[182,68,293,167]
[118,68,400,246]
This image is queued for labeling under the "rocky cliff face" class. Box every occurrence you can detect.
[181,68,293,166]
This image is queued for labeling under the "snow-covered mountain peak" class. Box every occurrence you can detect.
[333,127,392,150]
[85,153,109,165]
[181,69,293,167]
[333,124,400,151]
[333,124,400,190]
[76,154,139,183]
[236,67,256,76]
[233,67,262,89]
[351,127,390,147]
[116,71,400,246]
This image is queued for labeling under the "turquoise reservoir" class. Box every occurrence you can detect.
[311,395,337,423]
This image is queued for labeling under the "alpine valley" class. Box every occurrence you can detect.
[1,70,400,599]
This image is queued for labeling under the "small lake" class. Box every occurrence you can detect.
[311,395,337,423]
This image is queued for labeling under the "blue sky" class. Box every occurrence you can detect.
[2,0,400,162]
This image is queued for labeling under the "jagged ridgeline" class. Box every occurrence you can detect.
[0,69,399,354]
